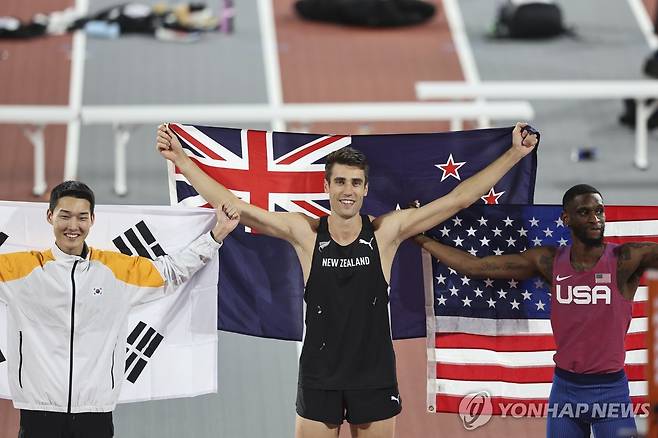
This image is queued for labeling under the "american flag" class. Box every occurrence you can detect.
[169,124,538,340]
[425,204,658,414]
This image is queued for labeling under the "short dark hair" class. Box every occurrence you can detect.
[562,184,602,209]
[324,147,369,183]
[49,181,96,214]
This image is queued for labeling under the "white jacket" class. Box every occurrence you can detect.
[0,232,221,413]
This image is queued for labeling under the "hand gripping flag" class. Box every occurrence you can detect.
[170,124,538,340]
[0,201,219,403]
[424,204,658,415]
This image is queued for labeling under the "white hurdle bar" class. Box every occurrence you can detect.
[0,106,77,196]
[0,101,534,196]
[416,80,658,170]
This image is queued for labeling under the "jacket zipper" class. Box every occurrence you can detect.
[18,331,23,388]
[111,343,116,390]
[67,260,79,414]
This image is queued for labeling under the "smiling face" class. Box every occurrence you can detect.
[562,193,605,247]
[324,163,368,220]
[47,196,95,256]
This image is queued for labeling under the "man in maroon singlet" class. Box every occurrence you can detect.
[413,184,658,438]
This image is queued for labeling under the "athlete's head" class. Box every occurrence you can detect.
[561,184,605,247]
[47,181,96,256]
[324,147,369,219]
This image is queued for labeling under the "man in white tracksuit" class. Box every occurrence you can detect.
[0,181,239,438]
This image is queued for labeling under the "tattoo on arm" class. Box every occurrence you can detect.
[537,248,556,284]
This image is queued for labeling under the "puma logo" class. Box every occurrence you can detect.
[390,394,400,404]
[359,238,374,250]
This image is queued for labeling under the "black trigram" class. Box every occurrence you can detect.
[0,232,8,247]
[113,221,166,260]
[125,321,164,383]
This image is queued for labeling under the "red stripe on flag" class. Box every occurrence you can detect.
[170,124,225,161]
[291,201,328,218]
[605,205,658,221]
[632,302,646,318]
[436,333,556,351]
[434,363,647,384]
[435,331,647,351]
[606,236,658,245]
[277,136,346,165]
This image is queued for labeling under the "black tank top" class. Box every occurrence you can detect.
[299,215,397,389]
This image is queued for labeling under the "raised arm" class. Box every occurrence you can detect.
[376,123,538,244]
[616,242,658,298]
[156,124,315,245]
[413,234,555,282]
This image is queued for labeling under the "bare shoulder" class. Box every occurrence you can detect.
[288,212,320,245]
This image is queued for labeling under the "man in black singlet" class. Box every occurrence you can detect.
[156,122,538,438]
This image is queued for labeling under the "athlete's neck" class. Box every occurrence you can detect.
[327,214,362,246]
[569,240,605,272]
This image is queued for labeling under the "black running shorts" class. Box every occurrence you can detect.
[296,385,402,425]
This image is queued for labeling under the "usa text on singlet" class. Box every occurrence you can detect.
[551,243,633,374]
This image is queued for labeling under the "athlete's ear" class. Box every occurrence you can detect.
[364,182,368,197]
[323,178,330,194]
[47,209,54,225]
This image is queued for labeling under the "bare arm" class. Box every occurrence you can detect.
[156,124,316,245]
[616,242,658,298]
[375,123,539,245]
[413,234,554,281]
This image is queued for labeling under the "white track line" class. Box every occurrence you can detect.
[64,0,88,181]
[257,0,286,132]
[627,0,658,50]
[441,0,489,127]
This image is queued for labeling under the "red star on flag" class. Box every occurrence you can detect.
[481,187,505,204]
[435,154,466,181]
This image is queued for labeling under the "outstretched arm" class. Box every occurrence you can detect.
[156,124,315,245]
[616,242,658,298]
[413,234,554,281]
[376,123,538,244]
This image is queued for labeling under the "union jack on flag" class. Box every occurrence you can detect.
[170,123,352,218]
[425,204,658,415]
[169,124,538,341]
